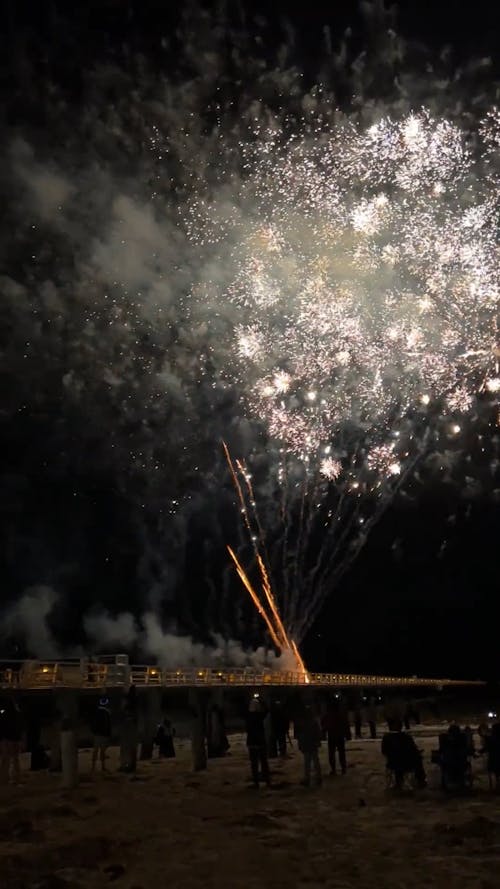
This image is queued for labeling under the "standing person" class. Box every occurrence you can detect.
[464,725,475,758]
[155,716,176,759]
[91,697,112,772]
[366,697,378,740]
[271,701,289,758]
[246,696,270,788]
[322,698,348,775]
[485,722,500,787]
[340,698,352,741]
[0,698,23,785]
[353,700,363,740]
[297,705,322,787]
[478,720,491,753]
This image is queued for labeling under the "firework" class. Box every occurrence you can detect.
[219,110,499,650]
[226,113,499,459]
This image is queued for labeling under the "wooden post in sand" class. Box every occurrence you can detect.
[189,689,207,771]
[57,691,79,789]
[207,688,228,758]
[49,719,62,772]
[61,720,78,789]
[140,688,162,760]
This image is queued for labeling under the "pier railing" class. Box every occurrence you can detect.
[0,659,483,691]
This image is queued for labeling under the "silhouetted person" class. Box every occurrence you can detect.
[438,725,469,791]
[353,703,362,739]
[91,697,112,772]
[366,697,378,740]
[322,699,348,775]
[382,721,426,789]
[271,701,289,758]
[464,725,475,758]
[485,723,500,788]
[156,717,176,759]
[478,721,490,753]
[297,706,322,787]
[246,698,270,788]
[341,699,352,741]
[0,698,23,785]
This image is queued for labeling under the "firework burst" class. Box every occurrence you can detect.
[225,112,499,462]
[217,110,499,651]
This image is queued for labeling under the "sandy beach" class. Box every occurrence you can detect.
[2,724,500,889]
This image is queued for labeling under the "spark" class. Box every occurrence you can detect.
[388,462,402,476]
[273,371,292,394]
[447,387,473,412]
[367,443,400,476]
[320,457,343,480]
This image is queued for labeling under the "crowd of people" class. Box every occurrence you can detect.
[244,694,500,792]
[2,689,500,795]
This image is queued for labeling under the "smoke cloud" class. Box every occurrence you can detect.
[0,586,291,669]
[1,586,61,659]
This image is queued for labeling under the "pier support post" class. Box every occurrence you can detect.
[140,688,162,760]
[57,691,79,789]
[189,689,207,771]
[207,688,229,758]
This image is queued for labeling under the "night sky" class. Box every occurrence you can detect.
[1,0,499,678]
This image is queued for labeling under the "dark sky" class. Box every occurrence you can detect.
[0,0,499,678]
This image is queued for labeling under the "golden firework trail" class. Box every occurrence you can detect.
[223,441,309,678]
[226,545,282,649]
